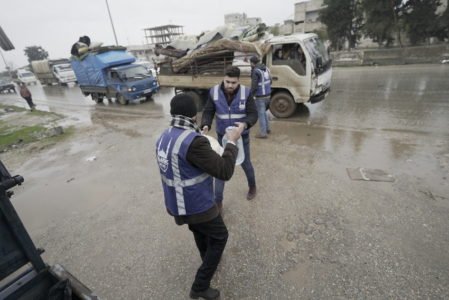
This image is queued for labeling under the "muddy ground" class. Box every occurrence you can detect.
[1,64,449,299]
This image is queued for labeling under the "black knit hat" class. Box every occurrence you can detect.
[250,56,260,64]
[170,93,197,118]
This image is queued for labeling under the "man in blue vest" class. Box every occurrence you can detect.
[250,56,272,138]
[156,93,243,300]
[201,66,258,204]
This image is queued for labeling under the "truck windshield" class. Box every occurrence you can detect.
[120,66,150,80]
[20,72,34,77]
[55,64,73,72]
[303,37,331,75]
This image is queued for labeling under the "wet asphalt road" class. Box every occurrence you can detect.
[1,64,449,299]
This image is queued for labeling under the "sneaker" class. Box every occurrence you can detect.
[247,186,257,200]
[190,287,220,300]
[267,129,271,134]
[255,134,268,139]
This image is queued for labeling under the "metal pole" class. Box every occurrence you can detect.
[0,49,12,78]
[105,0,119,46]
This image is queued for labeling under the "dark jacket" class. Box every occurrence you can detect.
[250,63,271,99]
[20,85,31,98]
[172,136,238,225]
[201,82,258,132]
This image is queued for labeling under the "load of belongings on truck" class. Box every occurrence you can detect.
[156,23,272,76]
[69,36,136,87]
[70,35,126,61]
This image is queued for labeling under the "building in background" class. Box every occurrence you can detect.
[143,25,184,46]
[224,13,262,26]
[294,0,325,33]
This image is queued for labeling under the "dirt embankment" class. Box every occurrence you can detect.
[0,104,73,167]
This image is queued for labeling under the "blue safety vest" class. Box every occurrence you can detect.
[210,84,250,135]
[156,127,214,216]
[254,67,271,97]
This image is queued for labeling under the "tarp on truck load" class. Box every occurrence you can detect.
[70,50,135,87]
[171,39,271,73]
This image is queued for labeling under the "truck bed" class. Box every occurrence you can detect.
[158,74,251,89]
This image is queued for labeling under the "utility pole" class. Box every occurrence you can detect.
[105,0,119,46]
[0,50,12,78]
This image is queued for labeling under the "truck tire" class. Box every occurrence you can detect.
[269,92,297,118]
[116,94,129,105]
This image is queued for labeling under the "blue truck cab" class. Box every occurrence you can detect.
[70,49,159,104]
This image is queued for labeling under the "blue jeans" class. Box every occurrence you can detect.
[215,134,256,203]
[255,96,271,136]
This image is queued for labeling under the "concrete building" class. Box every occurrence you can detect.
[224,13,262,26]
[279,20,295,36]
[143,25,184,46]
[294,0,326,33]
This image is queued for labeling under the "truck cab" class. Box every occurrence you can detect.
[52,63,77,84]
[107,64,159,104]
[265,33,332,117]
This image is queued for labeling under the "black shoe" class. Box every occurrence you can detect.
[247,186,257,200]
[190,287,220,300]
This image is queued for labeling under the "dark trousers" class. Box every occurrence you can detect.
[23,96,35,109]
[188,215,228,292]
[214,134,256,203]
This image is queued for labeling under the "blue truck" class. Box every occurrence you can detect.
[70,48,159,104]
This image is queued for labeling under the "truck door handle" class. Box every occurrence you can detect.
[272,76,278,81]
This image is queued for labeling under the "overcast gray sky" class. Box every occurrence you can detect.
[1,0,301,71]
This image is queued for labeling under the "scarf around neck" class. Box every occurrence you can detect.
[170,115,201,133]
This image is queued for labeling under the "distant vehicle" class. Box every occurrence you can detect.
[158,33,332,118]
[16,69,38,85]
[70,48,159,104]
[134,60,157,77]
[31,59,77,85]
[0,79,16,93]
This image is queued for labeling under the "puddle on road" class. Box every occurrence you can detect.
[265,119,448,195]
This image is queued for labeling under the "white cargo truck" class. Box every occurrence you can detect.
[158,33,332,118]
[31,59,77,85]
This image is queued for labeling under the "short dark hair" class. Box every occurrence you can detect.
[225,66,240,78]
[250,56,259,64]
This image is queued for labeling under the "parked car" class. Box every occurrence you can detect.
[0,79,16,93]
[17,69,38,85]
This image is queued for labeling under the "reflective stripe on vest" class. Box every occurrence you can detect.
[216,113,246,119]
[256,68,271,96]
[210,84,250,135]
[169,129,210,215]
[160,172,210,187]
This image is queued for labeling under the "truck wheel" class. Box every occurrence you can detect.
[269,92,297,118]
[96,96,104,103]
[117,94,129,105]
